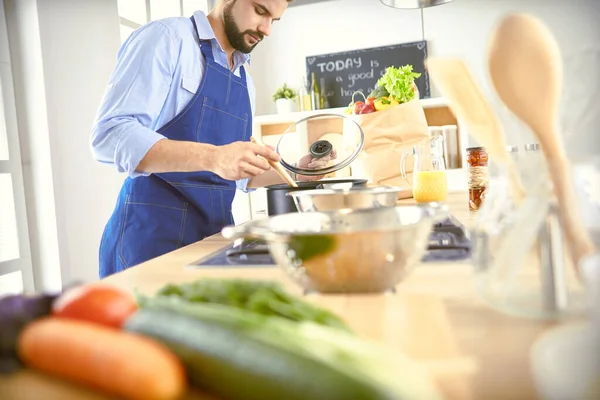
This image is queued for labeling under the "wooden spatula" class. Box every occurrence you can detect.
[488,13,595,271]
[426,57,526,203]
[250,136,298,187]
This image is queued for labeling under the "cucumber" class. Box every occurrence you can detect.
[124,309,397,400]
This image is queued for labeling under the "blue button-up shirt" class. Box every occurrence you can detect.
[90,11,255,191]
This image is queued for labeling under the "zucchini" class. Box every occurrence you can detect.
[124,308,396,400]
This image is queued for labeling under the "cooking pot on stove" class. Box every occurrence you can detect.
[265,179,368,215]
[263,113,367,215]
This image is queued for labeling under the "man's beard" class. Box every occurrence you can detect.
[223,1,263,54]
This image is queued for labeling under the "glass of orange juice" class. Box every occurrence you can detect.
[400,138,448,203]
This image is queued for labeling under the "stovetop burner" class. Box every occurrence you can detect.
[190,215,471,268]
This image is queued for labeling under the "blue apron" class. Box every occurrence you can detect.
[99,18,252,278]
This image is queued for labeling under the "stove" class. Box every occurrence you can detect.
[189,215,471,268]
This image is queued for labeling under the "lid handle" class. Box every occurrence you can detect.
[309,140,333,159]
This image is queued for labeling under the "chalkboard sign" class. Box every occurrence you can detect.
[305,41,430,109]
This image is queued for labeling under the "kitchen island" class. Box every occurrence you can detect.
[1,192,563,400]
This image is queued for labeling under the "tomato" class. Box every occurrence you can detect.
[358,104,376,114]
[52,284,138,329]
[353,101,365,115]
[366,97,376,108]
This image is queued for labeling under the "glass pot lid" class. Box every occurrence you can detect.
[275,113,365,177]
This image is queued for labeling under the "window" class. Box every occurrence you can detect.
[150,0,181,20]
[0,1,35,295]
[118,0,209,44]
[117,0,147,25]
[0,108,7,160]
[0,173,19,264]
[0,76,33,295]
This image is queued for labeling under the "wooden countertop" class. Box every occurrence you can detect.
[1,192,567,400]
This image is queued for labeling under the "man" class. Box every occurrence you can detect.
[91,0,332,278]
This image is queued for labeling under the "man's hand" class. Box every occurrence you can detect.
[296,149,338,181]
[210,141,280,181]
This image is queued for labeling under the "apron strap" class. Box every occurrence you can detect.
[190,15,246,81]
[190,16,216,62]
[239,64,246,81]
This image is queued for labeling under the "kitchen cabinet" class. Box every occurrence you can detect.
[232,98,469,223]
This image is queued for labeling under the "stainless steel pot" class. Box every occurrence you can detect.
[265,178,368,216]
[287,186,410,213]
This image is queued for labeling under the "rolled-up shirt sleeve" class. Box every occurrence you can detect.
[90,22,179,177]
[236,71,256,193]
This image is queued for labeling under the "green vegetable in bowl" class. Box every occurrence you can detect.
[376,65,421,104]
[289,234,336,262]
[142,278,350,332]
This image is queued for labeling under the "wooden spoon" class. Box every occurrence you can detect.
[488,13,595,270]
[426,57,526,203]
[250,136,298,187]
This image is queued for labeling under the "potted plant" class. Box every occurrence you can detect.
[272,83,298,114]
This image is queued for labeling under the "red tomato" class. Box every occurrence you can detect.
[353,101,365,115]
[52,284,138,329]
[359,104,376,114]
[366,97,376,108]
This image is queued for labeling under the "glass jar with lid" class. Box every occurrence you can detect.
[466,147,489,212]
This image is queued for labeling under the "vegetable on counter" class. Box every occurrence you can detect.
[18,317,186,400]
[0,292,60,374]
[2,278,440,399]
[145,278,351,332]
[52,283,137,328]
[126,297,442,400]
[346,64,421,115]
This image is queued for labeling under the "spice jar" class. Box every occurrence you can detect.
[467,147,489,212]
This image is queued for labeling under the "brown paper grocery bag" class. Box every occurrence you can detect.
[349,98,430,197]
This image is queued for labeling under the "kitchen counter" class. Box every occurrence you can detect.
[1,192,565,400]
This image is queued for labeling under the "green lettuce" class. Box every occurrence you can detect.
[376,65,421,103]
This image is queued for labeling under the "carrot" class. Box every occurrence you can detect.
[17,317,186,400]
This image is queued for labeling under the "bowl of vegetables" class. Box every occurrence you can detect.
[221,202,447,294]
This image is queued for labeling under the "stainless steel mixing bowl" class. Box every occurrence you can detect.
[286,186,410,213]
[221,203,448,294]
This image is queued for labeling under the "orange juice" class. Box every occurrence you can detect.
[413,170,448,203]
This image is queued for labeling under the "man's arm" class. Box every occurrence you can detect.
[139,138,279,180]
[90,21,278,180]
[90,21,177,177]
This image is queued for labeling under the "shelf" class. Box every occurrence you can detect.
[253,97,451,125]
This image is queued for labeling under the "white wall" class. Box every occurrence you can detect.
[248,0,600,161]
[5,0,123,288]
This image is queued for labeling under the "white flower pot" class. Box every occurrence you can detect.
[275,98,297,114]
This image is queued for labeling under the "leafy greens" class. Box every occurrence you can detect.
[376,65,421,104]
